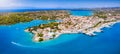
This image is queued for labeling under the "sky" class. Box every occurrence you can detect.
[0,0,120,9]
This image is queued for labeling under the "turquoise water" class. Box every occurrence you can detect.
[70,10,93,16]
[0,10,120,54]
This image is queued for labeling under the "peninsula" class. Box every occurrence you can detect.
[25,8,120,42]
[0,8,120,42]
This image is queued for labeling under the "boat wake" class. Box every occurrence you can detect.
[11,41,28,47]
[11,41,49,48]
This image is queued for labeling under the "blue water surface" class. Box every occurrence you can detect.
[70,10,93,16]
[0,10,120,54]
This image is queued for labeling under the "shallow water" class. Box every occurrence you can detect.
[70,10,93,16]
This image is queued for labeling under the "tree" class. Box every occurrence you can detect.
[52,34,56,38]
[38,33,44,37]
[39,38,44,42]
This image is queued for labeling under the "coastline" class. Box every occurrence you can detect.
[1,9,118,42]
[82,21,120,36]
[25,15,120,42]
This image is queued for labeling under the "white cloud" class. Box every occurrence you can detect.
[0,0,119,9]
[0,0,23,9]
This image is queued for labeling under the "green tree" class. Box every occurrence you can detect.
[38,33,44,37]
[39,38,44,42]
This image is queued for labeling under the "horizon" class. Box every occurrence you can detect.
[0,0,120,9]
[0,7,120,10]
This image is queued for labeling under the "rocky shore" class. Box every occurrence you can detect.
[25,14,119,42]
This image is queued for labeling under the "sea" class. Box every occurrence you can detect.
[0,9,120,54]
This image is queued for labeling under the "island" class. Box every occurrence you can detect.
[0,8,120,42]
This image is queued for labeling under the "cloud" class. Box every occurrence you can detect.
[0,0,23,9]
[0,0,120,9]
